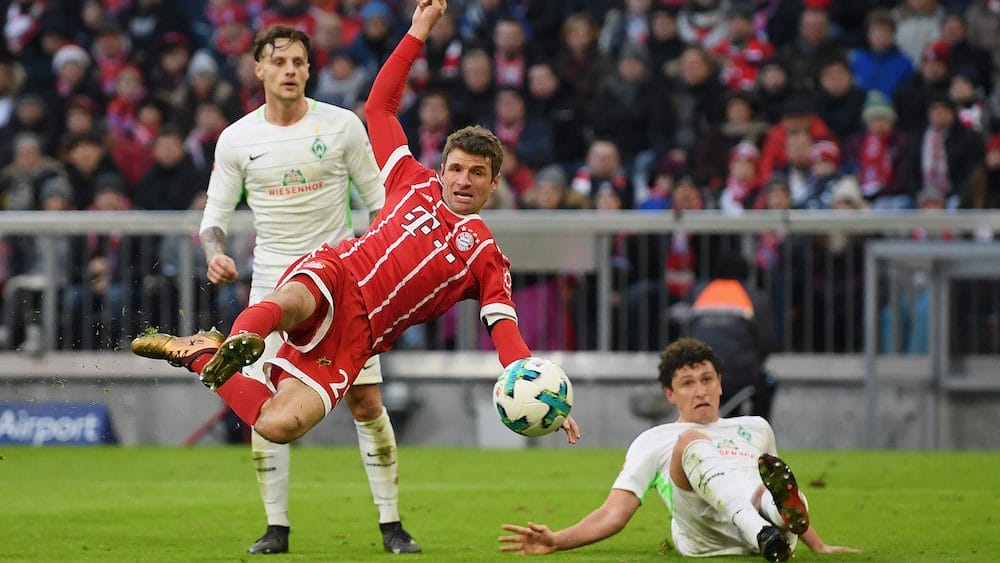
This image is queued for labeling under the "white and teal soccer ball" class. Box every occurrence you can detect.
[493,357,573,437]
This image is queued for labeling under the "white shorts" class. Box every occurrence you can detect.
[669,480,797,558]
[243,282,382,388]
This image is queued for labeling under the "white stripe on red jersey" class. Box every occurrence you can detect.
[333,150,517,353]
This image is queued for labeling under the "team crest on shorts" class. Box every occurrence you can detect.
[455,227,478,252]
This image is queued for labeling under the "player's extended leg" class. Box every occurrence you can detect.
[670,429,791,562]
[345,369,421,554]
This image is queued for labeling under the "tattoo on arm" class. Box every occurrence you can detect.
[201,227,227,259]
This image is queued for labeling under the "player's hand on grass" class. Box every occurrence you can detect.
[813,545,861,554]
[206,254,238,284]
[562,415,581,445]
[499,522,556,554]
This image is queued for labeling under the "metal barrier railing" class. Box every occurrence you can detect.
[2,209,999,355]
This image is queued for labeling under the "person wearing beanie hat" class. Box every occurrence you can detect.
[806,139,842,209]
[861,90,896,123]
[719,140,762,213]
[848,90,912,210]
[51,44,90,74]
[831,175,867,208]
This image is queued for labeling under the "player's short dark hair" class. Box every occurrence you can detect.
[658,338,721,389]
[253,25,312,62]
[441,125,503,179]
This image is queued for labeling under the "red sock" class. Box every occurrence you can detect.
[215,375,272,426]
[190,353,213,374]
[231,301,283,337]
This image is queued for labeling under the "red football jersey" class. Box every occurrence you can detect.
[335,152,517,352]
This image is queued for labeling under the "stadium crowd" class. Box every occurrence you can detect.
[1,0,999,352]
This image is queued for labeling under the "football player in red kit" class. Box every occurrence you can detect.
[132,0,580,448]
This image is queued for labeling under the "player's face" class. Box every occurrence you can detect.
[440,149,497,215]
[255,38,310,104]
[665,361,722,424]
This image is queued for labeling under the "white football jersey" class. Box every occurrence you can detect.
[613,416,777,509]
[201,98,384,288]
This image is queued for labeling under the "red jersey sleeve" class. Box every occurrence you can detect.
[364,34,424,168]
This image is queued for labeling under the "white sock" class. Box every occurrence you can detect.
[355,407,400,523]
[252,429,291,527]
[682,439,771,548]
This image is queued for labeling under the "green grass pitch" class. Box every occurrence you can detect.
[1,447,997,562]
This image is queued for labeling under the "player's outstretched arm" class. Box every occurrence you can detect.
[799,524,861,554]
[364,0,446,167]
[499,490,639,554]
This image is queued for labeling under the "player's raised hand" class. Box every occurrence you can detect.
[499,522,556,554]
[562,415,581,445]
[206,254,238,284]
[409,0,447,40]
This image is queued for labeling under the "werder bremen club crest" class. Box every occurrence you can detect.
[312,137,327,160]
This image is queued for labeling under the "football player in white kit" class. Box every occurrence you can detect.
[500,338,858,561]
[197,25,419,555]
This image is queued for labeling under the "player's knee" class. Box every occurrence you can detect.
[254,412,309,444]
[675,429,710,454]
[346,384,383,421]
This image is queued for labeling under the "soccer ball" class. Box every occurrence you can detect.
[493,357,573,437]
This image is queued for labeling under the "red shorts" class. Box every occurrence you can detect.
[263,248,374,414]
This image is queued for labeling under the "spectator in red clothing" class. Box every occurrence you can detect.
[405,90,451,170]
[479,87,553,170]
[491,17,530,91]
[758,95,834,182]
[711,4,774,91]
[499,143,534,203]
[184,100,229,173]
[691,89,769,189]
[716,140,762,213]
[105,64,145,140]
[845,91,914,210]
[982,134,1000,209]
[232,53,265,115]
[421,10,463,89]
[90,21,132,98]
[111,97,167,186]
[208,3,254,80]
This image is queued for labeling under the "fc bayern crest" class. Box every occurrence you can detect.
[455,230,476,252]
